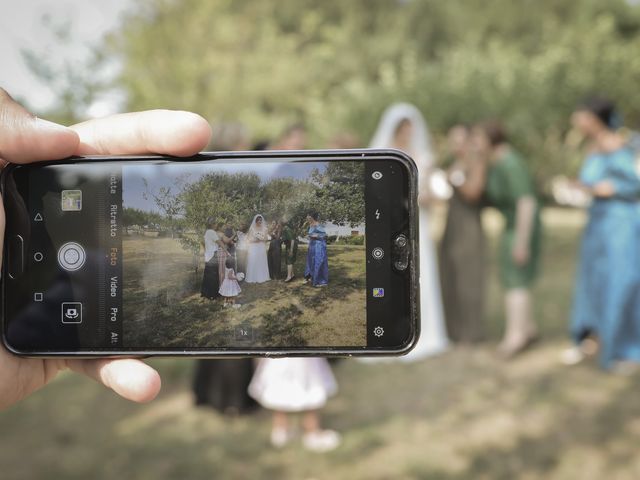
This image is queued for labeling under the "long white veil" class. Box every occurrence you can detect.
[369,102,434,172]
[366,102,449,362]
[248,214,267,239]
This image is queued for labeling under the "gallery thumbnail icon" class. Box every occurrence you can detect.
[372,287,385,298]
[61,190,82,211]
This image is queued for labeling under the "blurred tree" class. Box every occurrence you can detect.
[311,162,365,226]
[74,0,640,183]
[20,14,112,124]
[178,172,262,232]
[261,177,314,226]
[122,207,160,230]
[143,177,186,238]
[140,163,364,255]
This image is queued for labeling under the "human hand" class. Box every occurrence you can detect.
[448,167,467,188]
[0,88,211,410]
[592,180,615,198]
[512,244,530,266]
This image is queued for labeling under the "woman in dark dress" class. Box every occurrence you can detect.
[194,218,258,414]
[267,220,283,279]
[221,223,238,271]
[193,359,258,415]
[439,124,487,343]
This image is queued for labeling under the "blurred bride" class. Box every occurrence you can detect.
[368,102,449,361]
[245,214,271,283]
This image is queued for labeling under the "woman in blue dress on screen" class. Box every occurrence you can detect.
[304,211,329,287]
[563,97,640,370]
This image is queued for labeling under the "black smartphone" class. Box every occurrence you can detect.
[1,149,419,357]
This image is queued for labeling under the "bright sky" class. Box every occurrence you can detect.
[0,0,132,114]
[122,162,325,213]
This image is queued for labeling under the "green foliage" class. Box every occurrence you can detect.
[142,166,364,253]
[123,206,177,228]
[260,177,315,230]
[336,235,365,246]
[122,207,154,227]
[26,0,640,185]
[311,162,365,226]
[20,14,114,124]
[328,235,365,245]
[101,0,640,183]
[179,172,262,230]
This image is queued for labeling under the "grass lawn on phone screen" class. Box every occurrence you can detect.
[122,235,366,348]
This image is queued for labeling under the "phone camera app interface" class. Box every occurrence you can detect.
[15,157,408,352]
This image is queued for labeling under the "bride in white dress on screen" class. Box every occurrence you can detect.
[367,102,449,361]
[245,214,271,283]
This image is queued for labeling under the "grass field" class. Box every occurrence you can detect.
[3,208,640,480]
[122,238,366,348]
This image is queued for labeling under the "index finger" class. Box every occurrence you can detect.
[70,110,212,157]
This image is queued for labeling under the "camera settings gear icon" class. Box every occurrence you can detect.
[373,326,384,338]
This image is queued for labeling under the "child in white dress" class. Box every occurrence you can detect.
[248,358,341,452]
[219,258,242,308]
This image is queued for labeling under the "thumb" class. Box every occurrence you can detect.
[0,88,79,164]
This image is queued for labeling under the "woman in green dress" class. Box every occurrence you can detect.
[472,121,542,358]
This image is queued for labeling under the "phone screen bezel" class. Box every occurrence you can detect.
[1,149,420,358]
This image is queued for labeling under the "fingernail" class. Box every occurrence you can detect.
[35,117,71,133]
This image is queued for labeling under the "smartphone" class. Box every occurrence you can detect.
[1,149,419,357]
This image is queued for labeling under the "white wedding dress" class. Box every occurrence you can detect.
[364,103,449,362]
[245,215,271,283]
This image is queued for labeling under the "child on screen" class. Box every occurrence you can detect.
[219,257,242,308]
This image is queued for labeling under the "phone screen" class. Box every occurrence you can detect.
[2,152,417,355]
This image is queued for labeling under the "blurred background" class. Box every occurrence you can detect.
[3,0,640,479]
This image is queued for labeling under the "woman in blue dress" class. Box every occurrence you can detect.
[304,211,329,287]
[565,97,640,369]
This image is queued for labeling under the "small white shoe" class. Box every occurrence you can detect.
[270,428,293,448]
[561,346,585,366]
[302,430,341,452]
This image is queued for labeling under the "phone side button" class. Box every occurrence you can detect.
[7,235,24,279]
